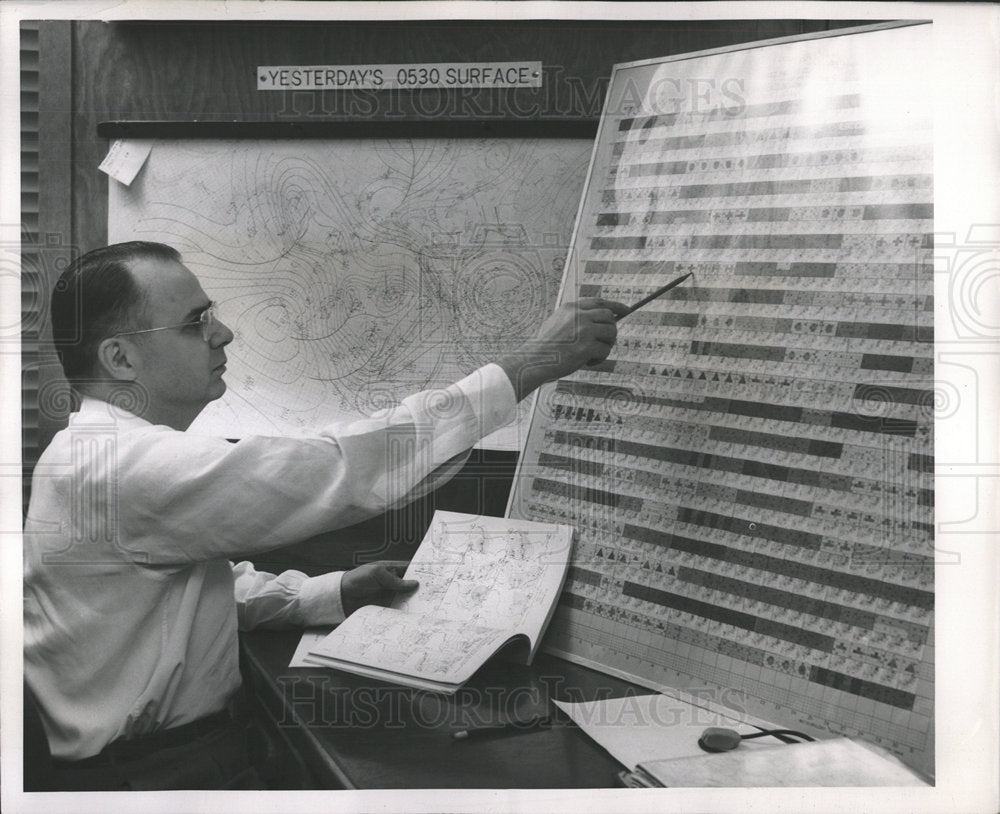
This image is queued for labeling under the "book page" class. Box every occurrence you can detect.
[392,510,574,658]
[307,511,574,687]
[307,605,516,687]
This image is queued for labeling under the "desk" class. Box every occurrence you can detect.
[239,629,644,789]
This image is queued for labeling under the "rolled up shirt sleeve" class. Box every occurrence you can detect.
[232,561,346,630]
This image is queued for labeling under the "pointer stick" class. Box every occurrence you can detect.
[615,272,692,321]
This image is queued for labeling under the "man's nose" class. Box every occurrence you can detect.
[210,319,235,347]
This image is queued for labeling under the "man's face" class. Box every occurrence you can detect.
[126,256,234,428]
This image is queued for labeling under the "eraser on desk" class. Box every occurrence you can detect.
[99,139,153,186]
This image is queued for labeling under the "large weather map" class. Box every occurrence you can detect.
[110,138,591,447]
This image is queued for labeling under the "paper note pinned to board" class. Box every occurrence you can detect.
[99,139,153,185]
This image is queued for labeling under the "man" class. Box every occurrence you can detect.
[23,241,626,789]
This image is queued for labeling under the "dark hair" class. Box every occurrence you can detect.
[50,241,181,384]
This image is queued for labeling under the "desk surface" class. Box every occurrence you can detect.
[240,629,644,789]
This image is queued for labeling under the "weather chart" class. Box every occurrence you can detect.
[508,23,935,778]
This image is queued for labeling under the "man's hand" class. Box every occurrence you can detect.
[341,560,418,616]
[497,298,630,401]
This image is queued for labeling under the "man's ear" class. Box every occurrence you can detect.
[96,337,140,381]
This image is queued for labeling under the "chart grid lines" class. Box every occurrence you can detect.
[509,23,935,777]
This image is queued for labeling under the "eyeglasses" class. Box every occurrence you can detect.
[115,304,219,342]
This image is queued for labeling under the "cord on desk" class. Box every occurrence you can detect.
[698,726,816,753]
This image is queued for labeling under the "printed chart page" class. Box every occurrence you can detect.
[393,510,574,660]
[508,22,935,779]
[306,511,574,689]
[306,605,516,691]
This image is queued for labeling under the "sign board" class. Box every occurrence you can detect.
[258,62,543,90]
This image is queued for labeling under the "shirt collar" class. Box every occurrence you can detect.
[70,395,155,431]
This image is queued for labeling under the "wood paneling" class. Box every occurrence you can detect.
[22,21,73,511]
[68,18,862,255]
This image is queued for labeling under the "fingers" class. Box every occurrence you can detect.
[384,575,419,591]
[588,321,617,344]
[578,310,619,355]
[379,560,411,575]
[341,561,417,616]
[344,561,417,596]
[373,562,418,592]
[574,298,631,320]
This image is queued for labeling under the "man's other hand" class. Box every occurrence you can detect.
[341,560,418,616]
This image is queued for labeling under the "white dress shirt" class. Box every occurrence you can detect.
[24,364,515,760]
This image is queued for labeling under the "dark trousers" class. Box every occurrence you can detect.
[47,711,264,791]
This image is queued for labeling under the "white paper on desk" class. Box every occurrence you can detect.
[638,736,929,787]
[98,139,153,185]
[554,693,776,771]
[289,627,333,667]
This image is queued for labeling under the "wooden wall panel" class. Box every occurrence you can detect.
[68,19,860,255]
[22,21,72,509]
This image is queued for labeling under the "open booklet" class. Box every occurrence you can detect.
[303,510,575,693]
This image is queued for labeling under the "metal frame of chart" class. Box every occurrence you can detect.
[508,21,935,778]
